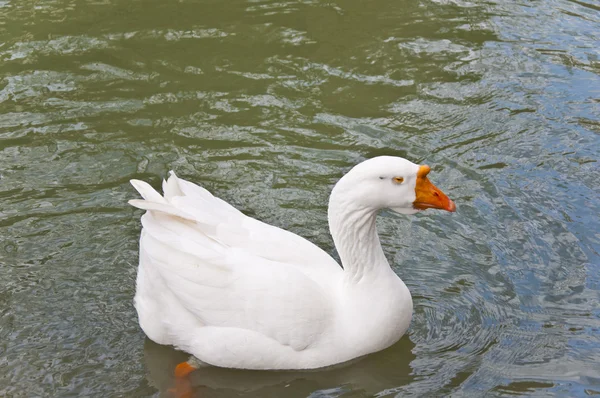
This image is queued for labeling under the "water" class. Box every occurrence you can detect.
[1,0,599,396]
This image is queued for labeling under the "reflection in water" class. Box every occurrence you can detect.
[0,0,599,396]
[143,338,414,397]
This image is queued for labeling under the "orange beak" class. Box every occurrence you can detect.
[413,165,456,212]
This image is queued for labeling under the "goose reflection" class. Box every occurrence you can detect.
[143,337,415,397]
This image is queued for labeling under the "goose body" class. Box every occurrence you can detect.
[129,156,455,370]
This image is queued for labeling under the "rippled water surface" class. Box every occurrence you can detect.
[1,0,600,396]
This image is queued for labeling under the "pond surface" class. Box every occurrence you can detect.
[1,0,599,396]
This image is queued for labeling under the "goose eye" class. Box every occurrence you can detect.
[392,177,404,184]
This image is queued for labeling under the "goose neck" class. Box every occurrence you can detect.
[327,192,390,284]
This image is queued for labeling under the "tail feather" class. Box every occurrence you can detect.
[129,171,245,230]
[169,172,216,203]
[130,179,167,203]
[163,172,184,201]
[128,199,196,221]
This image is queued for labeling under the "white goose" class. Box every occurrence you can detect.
[129,156,455,374]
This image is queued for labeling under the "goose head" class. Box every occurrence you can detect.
[332,156,456,215]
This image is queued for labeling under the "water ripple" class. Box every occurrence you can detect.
[1,0,599,396]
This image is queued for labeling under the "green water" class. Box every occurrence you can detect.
[1,0,599,396]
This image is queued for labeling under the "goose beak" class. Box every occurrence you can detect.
[413,165,456,212]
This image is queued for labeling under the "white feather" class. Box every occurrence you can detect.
[129,157,445,370]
